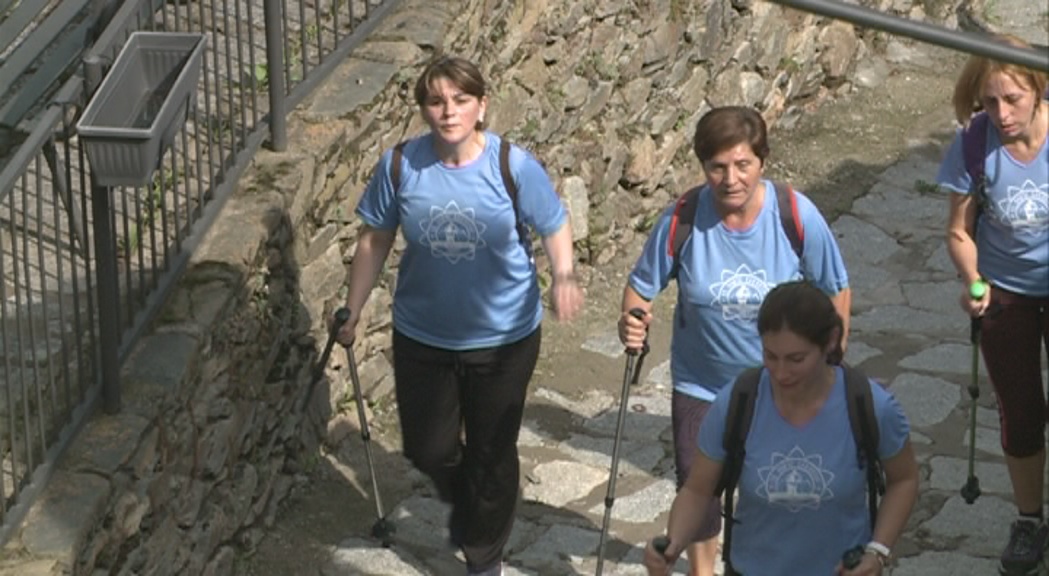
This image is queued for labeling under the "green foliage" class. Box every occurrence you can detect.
[254,63,269,88]
[635,210,660,234]
[779,57,801,74]
[118,168,177,255]
[913,179,940,195]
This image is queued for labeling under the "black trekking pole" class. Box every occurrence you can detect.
[300,308,351,413]
[595,308,649,576]
[961,281,986,505]
[343,314,396,546]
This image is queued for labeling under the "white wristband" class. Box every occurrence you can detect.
[865,541,891,562]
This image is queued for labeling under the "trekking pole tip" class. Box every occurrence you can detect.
[373,517,396,547]
[961,476,982,504]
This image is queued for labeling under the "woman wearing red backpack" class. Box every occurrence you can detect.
[619,106,852,575]
[937,34,1049,576]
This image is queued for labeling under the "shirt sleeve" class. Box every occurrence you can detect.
[936,129,971,195]
[355,148,400,230]
[794,192,849,294]
[512,146,566,237]
[627,203,678,301]
[698,383,734,463]
[873,383,910,460]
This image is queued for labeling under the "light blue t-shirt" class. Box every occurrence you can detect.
[355,132,566,350]
[936,122,1049,296]
[628,182,850,400]
[699,367,910,576]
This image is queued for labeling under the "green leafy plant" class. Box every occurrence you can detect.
[913,179,940,195]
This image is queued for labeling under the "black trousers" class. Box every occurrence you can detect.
[392,327,540,572]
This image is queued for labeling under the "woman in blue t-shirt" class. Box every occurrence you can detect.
[336,55,583,576]
[618,106,851,575]
[937,34,1049,576]
[643,281,918,576]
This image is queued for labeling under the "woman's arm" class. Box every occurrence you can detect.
[839,441,918,575]
[829,288,852,353]
[945,192,990,315]
[539,221,583,321]
[644,449,723,572]
[872,440,919,550]
[337,225,397,345]
[618,285,653,350]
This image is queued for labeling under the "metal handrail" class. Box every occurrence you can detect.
[766,0,1049,71]
[0,0,405,548]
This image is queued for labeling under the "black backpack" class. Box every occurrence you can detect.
[714,366,885,576]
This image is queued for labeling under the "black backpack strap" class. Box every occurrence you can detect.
[772,181,804,260]
[499,138,518,208]
[717,367,762,575]
[390,141,408,192]
[844,366,884,531]
[667,187,700,279]
[498,138,532,254]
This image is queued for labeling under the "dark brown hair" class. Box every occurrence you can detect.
[413,55,488,129]
[757,281,844,365]
[692,106,770,164]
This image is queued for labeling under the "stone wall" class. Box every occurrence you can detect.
[5,0,977,574]
[303,0,974,400]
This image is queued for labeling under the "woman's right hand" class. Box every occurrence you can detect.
[957,283,991,317]
[642,538,676,576]
[334,308,360,347]
[618,309,651,351]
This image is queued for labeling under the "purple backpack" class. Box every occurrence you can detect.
[961,90,1049,210]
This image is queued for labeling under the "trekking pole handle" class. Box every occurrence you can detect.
[333,307,351,331]
[625,308,648,357]
[304,307,352,411]
[652,535,670,554]
[968,280,985,345]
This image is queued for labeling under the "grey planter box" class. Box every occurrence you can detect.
[77,32,206,187]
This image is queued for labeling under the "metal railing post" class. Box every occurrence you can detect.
[88,177,122,415]
[766,0,1049,71]
[263,0,287,151]
[83,55,122,414]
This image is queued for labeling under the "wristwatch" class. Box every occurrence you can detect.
[864,541,891,566]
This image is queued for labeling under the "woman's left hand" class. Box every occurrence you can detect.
[551,273,584,321]
[836,552,883,576]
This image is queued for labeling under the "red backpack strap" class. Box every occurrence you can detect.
[773,181,804,259]
[667,187,700,277]
[390,141,408,192]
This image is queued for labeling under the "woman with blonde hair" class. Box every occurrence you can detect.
[937,34,1049,576]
